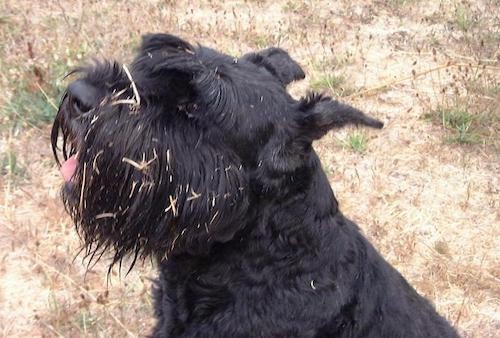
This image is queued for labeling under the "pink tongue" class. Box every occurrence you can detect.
[61,156,78,182]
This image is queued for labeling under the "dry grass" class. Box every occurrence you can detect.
[0,0,499,337]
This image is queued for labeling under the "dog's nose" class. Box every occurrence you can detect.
[67,80,101,113]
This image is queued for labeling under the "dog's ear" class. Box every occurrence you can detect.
[134,35,237,124]
[139,33,194,55]
[132,34,202,103]
[255,94,382,184]
[241,47,305,85]
[296,93,383,141]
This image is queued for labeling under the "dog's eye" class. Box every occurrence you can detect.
[72,98,92,114]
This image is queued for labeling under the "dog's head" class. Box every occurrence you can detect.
[51,33,382,267]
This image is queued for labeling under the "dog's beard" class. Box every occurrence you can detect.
[54,110,250,270]
[61,138,164,269]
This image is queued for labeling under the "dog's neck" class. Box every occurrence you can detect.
[248,151,339,236]
[161,151,340,265]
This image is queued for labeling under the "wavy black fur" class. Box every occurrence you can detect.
[51,33,460,337]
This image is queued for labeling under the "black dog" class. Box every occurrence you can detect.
[51,34,460,337]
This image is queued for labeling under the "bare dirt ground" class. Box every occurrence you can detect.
[0,0,499,337]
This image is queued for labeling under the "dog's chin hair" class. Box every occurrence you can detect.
[60,130,249,268]
[71,229,146,277]
[60,159,161,271]
[63,181,168,271]
[62,194,120,272]
[65,203,161,274]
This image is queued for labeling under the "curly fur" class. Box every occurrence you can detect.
[51,33,460,337]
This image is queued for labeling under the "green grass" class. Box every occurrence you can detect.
[434,105,479,144]
[424,75,498,148]
[0,54,72,132]
[343,131,367,153]
[253,33,276,49]
[311,74,345,90]
[0,42,87,132]
[454,5,476,32]
[310,74,356,97]
[1,84,59,130]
